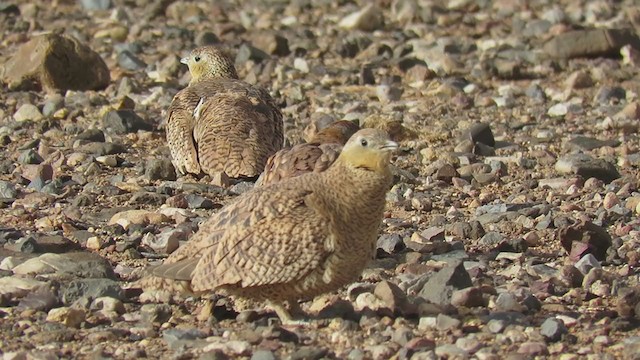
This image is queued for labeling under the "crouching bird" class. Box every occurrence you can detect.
[255,120,360,186]
[166,46,283,180]
[142,129,397,324]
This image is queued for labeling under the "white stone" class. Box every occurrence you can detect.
[14,104,44,122]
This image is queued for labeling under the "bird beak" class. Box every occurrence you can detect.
[380,140,398,151]
[180,57,189,65]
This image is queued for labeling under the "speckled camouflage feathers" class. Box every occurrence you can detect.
[256,120,360,186]
[145,129,397,322]
[166,46,283,179]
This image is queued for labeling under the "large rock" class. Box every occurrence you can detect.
[417,261,473,306]
[544,29,640,59]
[1,33,110,92]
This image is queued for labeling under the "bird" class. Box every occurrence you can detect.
[255,120,360,186]
[144,129,397,324]
[165,46,283,180]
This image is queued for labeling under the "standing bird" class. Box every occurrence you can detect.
[255,120,360,186]
[146,129,397,323]
[166,46,283,179]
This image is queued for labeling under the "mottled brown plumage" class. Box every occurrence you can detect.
[145,129,397,323]
[256,120,360,186]
[166,46,283,179]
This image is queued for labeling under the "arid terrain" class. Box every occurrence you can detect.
[1,0,640,359]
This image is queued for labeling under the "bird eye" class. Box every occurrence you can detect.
[360,138,368,147]
[194,56,201,62]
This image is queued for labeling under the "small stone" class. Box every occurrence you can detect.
[417,261,473,306]
[555,154,620,183]
[0,276,46,300]
[61,278,123,305]
[163,328,206,349]
[79,0,112,11]
[145,159,177,181]
[117,50,146,71]
[235,44,270,65]
[185,194,215,209]
[108,210,169,230]
[77,142,126,156]
[287,346,328,360]
[293,58,309,73]
[338,4,384,31]
[75,128,105,142]
[85,236,105,250]
[486,319,506,333]
[455,335,482,353]
[557,220,612,261]
[0,181,17,198]
[14,104,44,122]
[252,33,289,56]
[141,228,185,254]
[574,253,601,275]
[494,293,523,312]
[96,155,120,167]
[436,313,461,331]
[435,344,468,359]
[46,307,86,328]
[435,164,459,182]
[251,350,276,360]
[91,297,125,314]
[566,136,620,151]
[211,171,231,188]
[141,304,173,324]
[462,123,495,147]
[565,70,593,89]
[594,86,626,105]
[376,85,403,103]
[544,29,640,59]
[450,287,484,307]
[540,317,568,341]
[102,110,153,134]
[376,233,404,254]
[603,192,620,209]
[517,341,548,356]
[17,287,59,312]
[374,281,411,315]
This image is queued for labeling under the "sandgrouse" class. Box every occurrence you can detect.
[255,120,360,186]
[145,129,397,323]
[166,46,283,179]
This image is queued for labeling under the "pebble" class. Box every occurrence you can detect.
[417,261,472,305]
[574,253,601,275]
[108,210,169,230]
[62,278,123,305]
[102,110,153,134]
[338,4,384,31]
[540,317,568,341]
[14,104,44,122]
[46,307,86,328]
[555,154,620,183]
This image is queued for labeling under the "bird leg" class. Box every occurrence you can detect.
[267,300,309,326]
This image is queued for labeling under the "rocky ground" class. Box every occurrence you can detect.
[1,0,640,359]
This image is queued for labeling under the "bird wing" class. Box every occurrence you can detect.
[166,89,202,175]
[257,143,343,186]
[187,183,334,292]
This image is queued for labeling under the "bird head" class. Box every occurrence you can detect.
[310,120,361,145]
[181,46,239,83]
[338,129,397,173]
